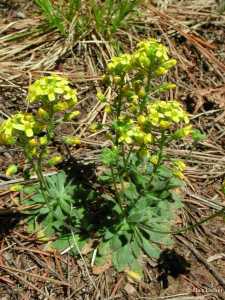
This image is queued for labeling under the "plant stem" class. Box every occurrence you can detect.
[110,165,126,217]
[149,131,166,183]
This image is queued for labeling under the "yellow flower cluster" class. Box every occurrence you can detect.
[107,54,132,75]
[106,39,176,77]
[0,113,38,145]
[144,100,189,129]
[27,75,78,113]
[113,100,191,147]
[115,117,153,146]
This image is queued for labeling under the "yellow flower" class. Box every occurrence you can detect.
[147,100,189,129]
[155,67,167,76]
[173,160,186,179]
[89,123,98,133]
[138,87,146,98]
[0,113,37,144]
[138,148,150,159]
[173,170,184,179]
[27,75,77,109]
[137,115,146,125]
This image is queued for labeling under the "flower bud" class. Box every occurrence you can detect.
[48,155,63,166]
[29,138,37,146]
[104,104,111,113]
[37,108,49,120]
[138,87,146,98]
[6,164,18,177]
[150,155,159,165]
[163,59,177,69]
[155,67,167,76]
[53,102,69,112]
[97,92,106,103]
[66,110,80,120]
[63,136,81,145]
[137,115,146,125]
[10,184,23,192]
[39,136,48,145]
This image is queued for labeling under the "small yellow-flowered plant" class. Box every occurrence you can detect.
[96,40,196,275]
[0,75,80,193]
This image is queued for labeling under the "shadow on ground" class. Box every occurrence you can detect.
[157,249,191,289]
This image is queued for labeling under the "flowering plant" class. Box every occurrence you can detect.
[0,75,81,235]
[94,39,193,275]
[0,40,196,277]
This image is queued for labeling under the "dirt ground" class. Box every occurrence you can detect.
[0,0,225,299]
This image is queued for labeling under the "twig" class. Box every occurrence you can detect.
[177,235,225,289]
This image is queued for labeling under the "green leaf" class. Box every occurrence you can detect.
[123,183,139,201]
[157,165,172,178]
[160,190,170,199]
[60,200,71,214]
[52,219,64,230]
[191,129,207,142]
[130,239,141,258]
[112,244,135,272]
[51,234,72,251]
[101,147,119,166]
[23,185,37,195]
[39,206,49,215]
[30,193,45,204]
[26,216,36,233]
[127,260,143,280]
[104,229,114,240]
[151,177,167,192]
[168,177,183,189]
[170,191,183,207]
[127,208,147,223]
[98,241,111,256]
[110,235,122,251]
[99,173,113,183]
[54,206,65,219]
[51,234,86,254]
[141,237,160,259]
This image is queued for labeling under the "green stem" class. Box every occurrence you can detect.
[31,160,49,206]
[149,131,166,184]
[110,165,126,217]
